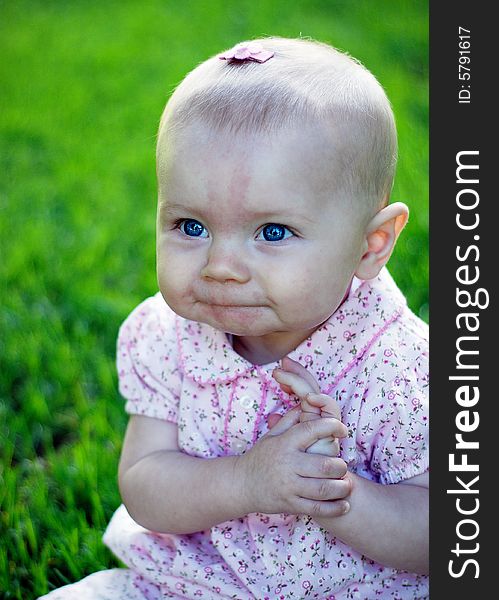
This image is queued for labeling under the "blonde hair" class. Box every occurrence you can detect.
[157,36,397,211]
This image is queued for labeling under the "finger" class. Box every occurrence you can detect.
[306,436,340,457]
[293,497,350,519]
[297,476,352,502]
[291,417,347,451]
[266,412,282,430]
[274,381,294,395]
[295,455,348,479]
[266,406,301,436]
[305,395,347,439]
[305,393,342,422]
[281,357,321,393]
[299,405,321,420]
[290,417,343,452]
[272,369,316,400]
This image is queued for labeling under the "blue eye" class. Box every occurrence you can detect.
[258,223,293,242]
[180,219,208,238]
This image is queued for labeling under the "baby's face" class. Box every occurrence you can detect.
[156,121,367,338]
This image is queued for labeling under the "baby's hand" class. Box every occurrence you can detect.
[299,392,342,456]
[273,357,344,456]
[239,405,350,518]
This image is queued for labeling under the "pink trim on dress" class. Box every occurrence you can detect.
[251,367,270,445]
[222,380,238,454]
[325,308,403,395]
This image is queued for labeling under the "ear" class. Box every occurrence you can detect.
[355,202,409,280]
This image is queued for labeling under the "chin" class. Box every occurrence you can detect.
[222,323,273,336]
[206,307,271,336]
[201,303,282,336]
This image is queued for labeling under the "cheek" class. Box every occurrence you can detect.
[269,255,352,320]
[268,263,317,305]
[157,242,197,300]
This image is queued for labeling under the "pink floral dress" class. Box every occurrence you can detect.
[40,269,429,600]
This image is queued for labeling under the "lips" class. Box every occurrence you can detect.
[196,297,263,308]
[208,302,256,308]
[193,288,266,310]
[209,303,258,308]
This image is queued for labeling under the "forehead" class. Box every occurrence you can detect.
[157,121,351,219]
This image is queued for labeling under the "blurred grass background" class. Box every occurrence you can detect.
[0,0,428,597]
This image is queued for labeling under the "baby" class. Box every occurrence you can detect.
[40,37,429,599]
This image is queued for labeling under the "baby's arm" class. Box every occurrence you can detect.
[118,410,349,534]
[118,416,249,533]
[318,469,429,574]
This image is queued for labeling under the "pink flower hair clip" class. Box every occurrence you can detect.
[219,41,274,64]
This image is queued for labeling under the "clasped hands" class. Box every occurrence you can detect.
[237,357,352,519]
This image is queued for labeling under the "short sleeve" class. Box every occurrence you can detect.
[116,293,182,422]
[356,352,429,485]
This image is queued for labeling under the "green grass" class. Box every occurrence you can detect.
[0,1,428,597]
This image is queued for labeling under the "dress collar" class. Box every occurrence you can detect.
[175,268,406,386]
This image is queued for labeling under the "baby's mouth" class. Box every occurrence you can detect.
[198,301,266,314]
[196,296,264,309]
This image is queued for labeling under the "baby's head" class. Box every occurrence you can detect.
[155,37,408,339]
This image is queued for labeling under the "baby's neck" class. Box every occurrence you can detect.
[230,284,353,365]
[231,327,318,366]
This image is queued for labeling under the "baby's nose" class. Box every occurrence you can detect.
[200,239,251,284]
